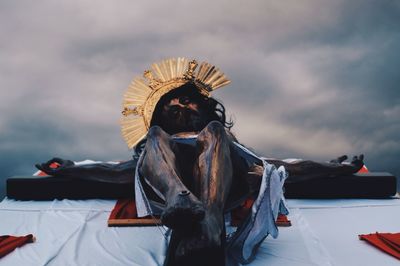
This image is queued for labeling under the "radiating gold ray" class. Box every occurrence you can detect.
[170,58,176,78]
[166,59,173,80]
[197,62,210,80]
[202,66,216,82]
[206,71,222,85]
[210,75,228,87]
[152,63,165,81]
[197,63,207,80]
[176,57,184,76]
[213,80,231,89]
[159,60,169,81]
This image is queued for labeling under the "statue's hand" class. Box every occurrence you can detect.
[247,164,264,194]
[248,164,264,176]
[35,157,74,176]
[329,155,348,164]
[329,154,365,173]
[350,154,364,172]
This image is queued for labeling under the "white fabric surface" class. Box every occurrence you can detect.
[0,199,168,266]
[253,197,400,266]
[1,197,400,266]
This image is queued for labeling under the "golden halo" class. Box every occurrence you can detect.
[121,57,231,148]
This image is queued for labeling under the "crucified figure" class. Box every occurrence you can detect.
[37,54,368,266]
[37,83,364,265]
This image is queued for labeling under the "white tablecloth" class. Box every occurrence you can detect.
[1,197,399,266]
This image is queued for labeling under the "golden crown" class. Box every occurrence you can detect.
[121,57,231,148]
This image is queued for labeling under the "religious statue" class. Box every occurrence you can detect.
[36,58,364,266]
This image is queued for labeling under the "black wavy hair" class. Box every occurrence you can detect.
[132,83,233,156]
[150,82,233,132]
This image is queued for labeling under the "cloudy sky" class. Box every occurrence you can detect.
[1,0,399,198]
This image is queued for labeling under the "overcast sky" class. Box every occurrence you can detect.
[1,0,399,198]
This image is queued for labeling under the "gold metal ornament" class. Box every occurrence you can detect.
[121,57,231,148]
[183,60,198,80]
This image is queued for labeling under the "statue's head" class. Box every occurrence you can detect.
[150,82,233,135]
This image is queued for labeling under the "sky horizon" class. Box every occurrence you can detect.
[1,0,399,198]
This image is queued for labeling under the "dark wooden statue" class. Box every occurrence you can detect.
[37,58,363,265]
[37,84,364,265]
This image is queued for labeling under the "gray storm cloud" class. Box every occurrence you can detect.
[1,0,399,197]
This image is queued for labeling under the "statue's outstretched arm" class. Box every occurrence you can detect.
[266,154,364,182]
[35,157,136,183]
